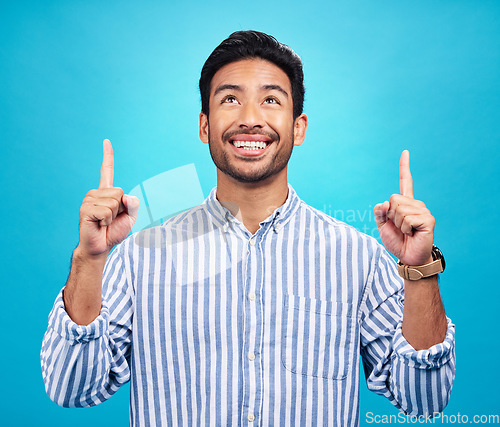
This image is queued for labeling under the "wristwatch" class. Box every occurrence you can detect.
[397,245,446,281]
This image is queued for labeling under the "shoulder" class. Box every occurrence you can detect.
[296,200,383,253]
[127,203,216,251]
[296,200,371,237]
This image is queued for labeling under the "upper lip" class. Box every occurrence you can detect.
[229,134,273,143]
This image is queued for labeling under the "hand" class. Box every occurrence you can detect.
[374,150,434,266]
[77,139,140,259]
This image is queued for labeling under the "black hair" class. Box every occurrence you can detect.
[199,30,305,119]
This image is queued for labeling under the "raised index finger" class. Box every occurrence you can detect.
[99,139,114,189]
[399,149,414,198]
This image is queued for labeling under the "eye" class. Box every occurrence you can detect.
[222,95,238,104]
[264,97,280,105]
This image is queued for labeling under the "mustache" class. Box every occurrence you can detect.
[222,129,279,143]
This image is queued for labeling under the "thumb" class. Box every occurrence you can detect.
[123,195,140,222]
[374,201,389,228]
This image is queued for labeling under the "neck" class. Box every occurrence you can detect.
[215,168,289,234]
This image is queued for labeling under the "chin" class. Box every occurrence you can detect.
[225,164,287,184]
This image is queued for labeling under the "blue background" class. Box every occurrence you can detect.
[1,0,499,425]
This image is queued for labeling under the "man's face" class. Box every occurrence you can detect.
[199,58,307,183]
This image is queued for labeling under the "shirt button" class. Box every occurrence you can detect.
[248,352,256,361]
[248,292,256,301]
[249,237,256,246]
[248,414,255,422]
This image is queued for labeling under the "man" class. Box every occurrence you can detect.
[41,31,455,426]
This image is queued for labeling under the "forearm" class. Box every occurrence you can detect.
[42,240,133,408]
[63,246,108,326]
[41,287,131,407]
[363,290,455,417]
[362,245,455,417]
[401,271,447,350]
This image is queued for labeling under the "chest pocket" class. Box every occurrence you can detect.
[281,294,357,381]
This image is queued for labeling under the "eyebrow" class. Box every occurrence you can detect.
[213,84,242,97]
[213,83,289,98]
[262,84,289,98]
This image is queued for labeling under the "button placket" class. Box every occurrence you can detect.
[242,232,261,426]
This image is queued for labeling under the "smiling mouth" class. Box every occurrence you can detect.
[228,133,275,152]
[230,140,271,150]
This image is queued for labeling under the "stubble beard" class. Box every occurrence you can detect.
[207,125,295,184]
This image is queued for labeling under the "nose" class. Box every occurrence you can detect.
[238,102,264,129]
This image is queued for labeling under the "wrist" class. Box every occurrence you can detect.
[424,254,434,264]
[397,245,445,281]
[73,245,109,266]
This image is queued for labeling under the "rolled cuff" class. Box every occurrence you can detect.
[392,317,455,369]
[47,288,109,345]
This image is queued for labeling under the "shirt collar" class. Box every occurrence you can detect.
[203,183,301,231]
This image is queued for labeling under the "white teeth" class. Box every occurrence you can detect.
[233,140,267,150]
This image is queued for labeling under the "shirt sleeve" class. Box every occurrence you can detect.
[360,245,456,418]
[40,240,134,408]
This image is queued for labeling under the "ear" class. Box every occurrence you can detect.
[199,112,209,144]
[293,113,308,146]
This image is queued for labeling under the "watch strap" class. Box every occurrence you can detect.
[397,259,444,281]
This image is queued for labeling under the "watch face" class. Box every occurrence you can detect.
[433,245,446,270]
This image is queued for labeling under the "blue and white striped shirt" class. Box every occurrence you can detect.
[41,185,455,426]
